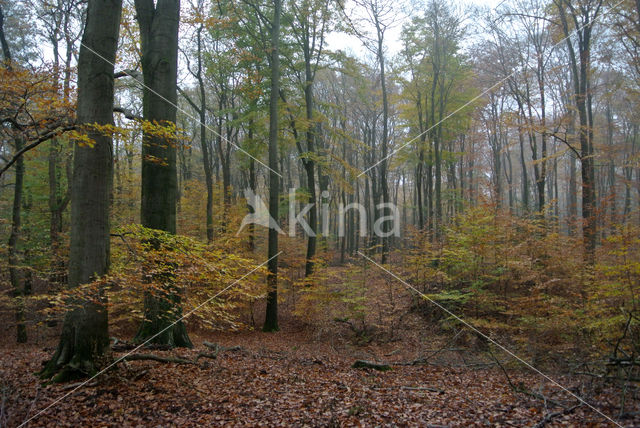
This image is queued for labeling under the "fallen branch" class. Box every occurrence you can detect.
[203,341,245,355]
[384,349,401,357]
[352,360,391,371]
[606,358,640,367]
[131,369,149,382]
[574,371,640,384]
[401,385,445,394]
[113,342,243,367]
[121,354,194,365]
[110,337,173,352]
[394,349,466,366]
[195,352,219,362]
[532,404,581,428]
[60,381,98,391]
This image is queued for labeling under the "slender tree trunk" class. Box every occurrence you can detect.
[375,20,390,263]
[263,0,281,332]
[556,0,600,263]
[2,7,28,344]
[9,136,26,343]
[247,108,256,251]
[196,25,214,243]
[302,50,317,277]
[517,114,529,214]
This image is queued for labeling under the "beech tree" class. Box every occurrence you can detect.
[133,0,192,347]
[1,4,28,343]
[40,0,122,381]
[264,0,282,332]
[284,0,333,277]
[31,0,84,273]
[553,0,603,263]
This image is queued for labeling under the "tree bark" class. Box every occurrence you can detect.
[41,0,122,381]
[134,0,192,347]
[197,24,214,243]
[263,0,281,332]
[9,137,26,343]
[555,0,601,264]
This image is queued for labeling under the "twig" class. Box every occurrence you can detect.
[20,386,40,428]
[384,349,401,357]
[488,346,571,410]
[402,329,465,366]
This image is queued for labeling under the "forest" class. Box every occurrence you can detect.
[1,0,640,425]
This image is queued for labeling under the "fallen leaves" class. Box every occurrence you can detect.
[1,330,635,427]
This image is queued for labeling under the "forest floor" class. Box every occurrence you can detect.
[1,326,639,427]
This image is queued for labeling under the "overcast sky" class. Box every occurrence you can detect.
[326,0,507,60]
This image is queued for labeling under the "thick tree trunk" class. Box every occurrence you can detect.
[134,0,191,347]
[41,0,122,381]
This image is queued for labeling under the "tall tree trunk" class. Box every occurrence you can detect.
[9,136,26,343]
[47,4,73,285]
[134,0,191,347]
[415,93,425,230]
[517,114,529,214]
[555,0,601,264]
[536,66,547,221]
[302,45,317,278]
[263,0,281,332]
[0,4,10,63]
[247,108,256,251]
[41,0,122,381]
[196,24,214,243]
[374,18,390,263]
[2,5,28,344]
